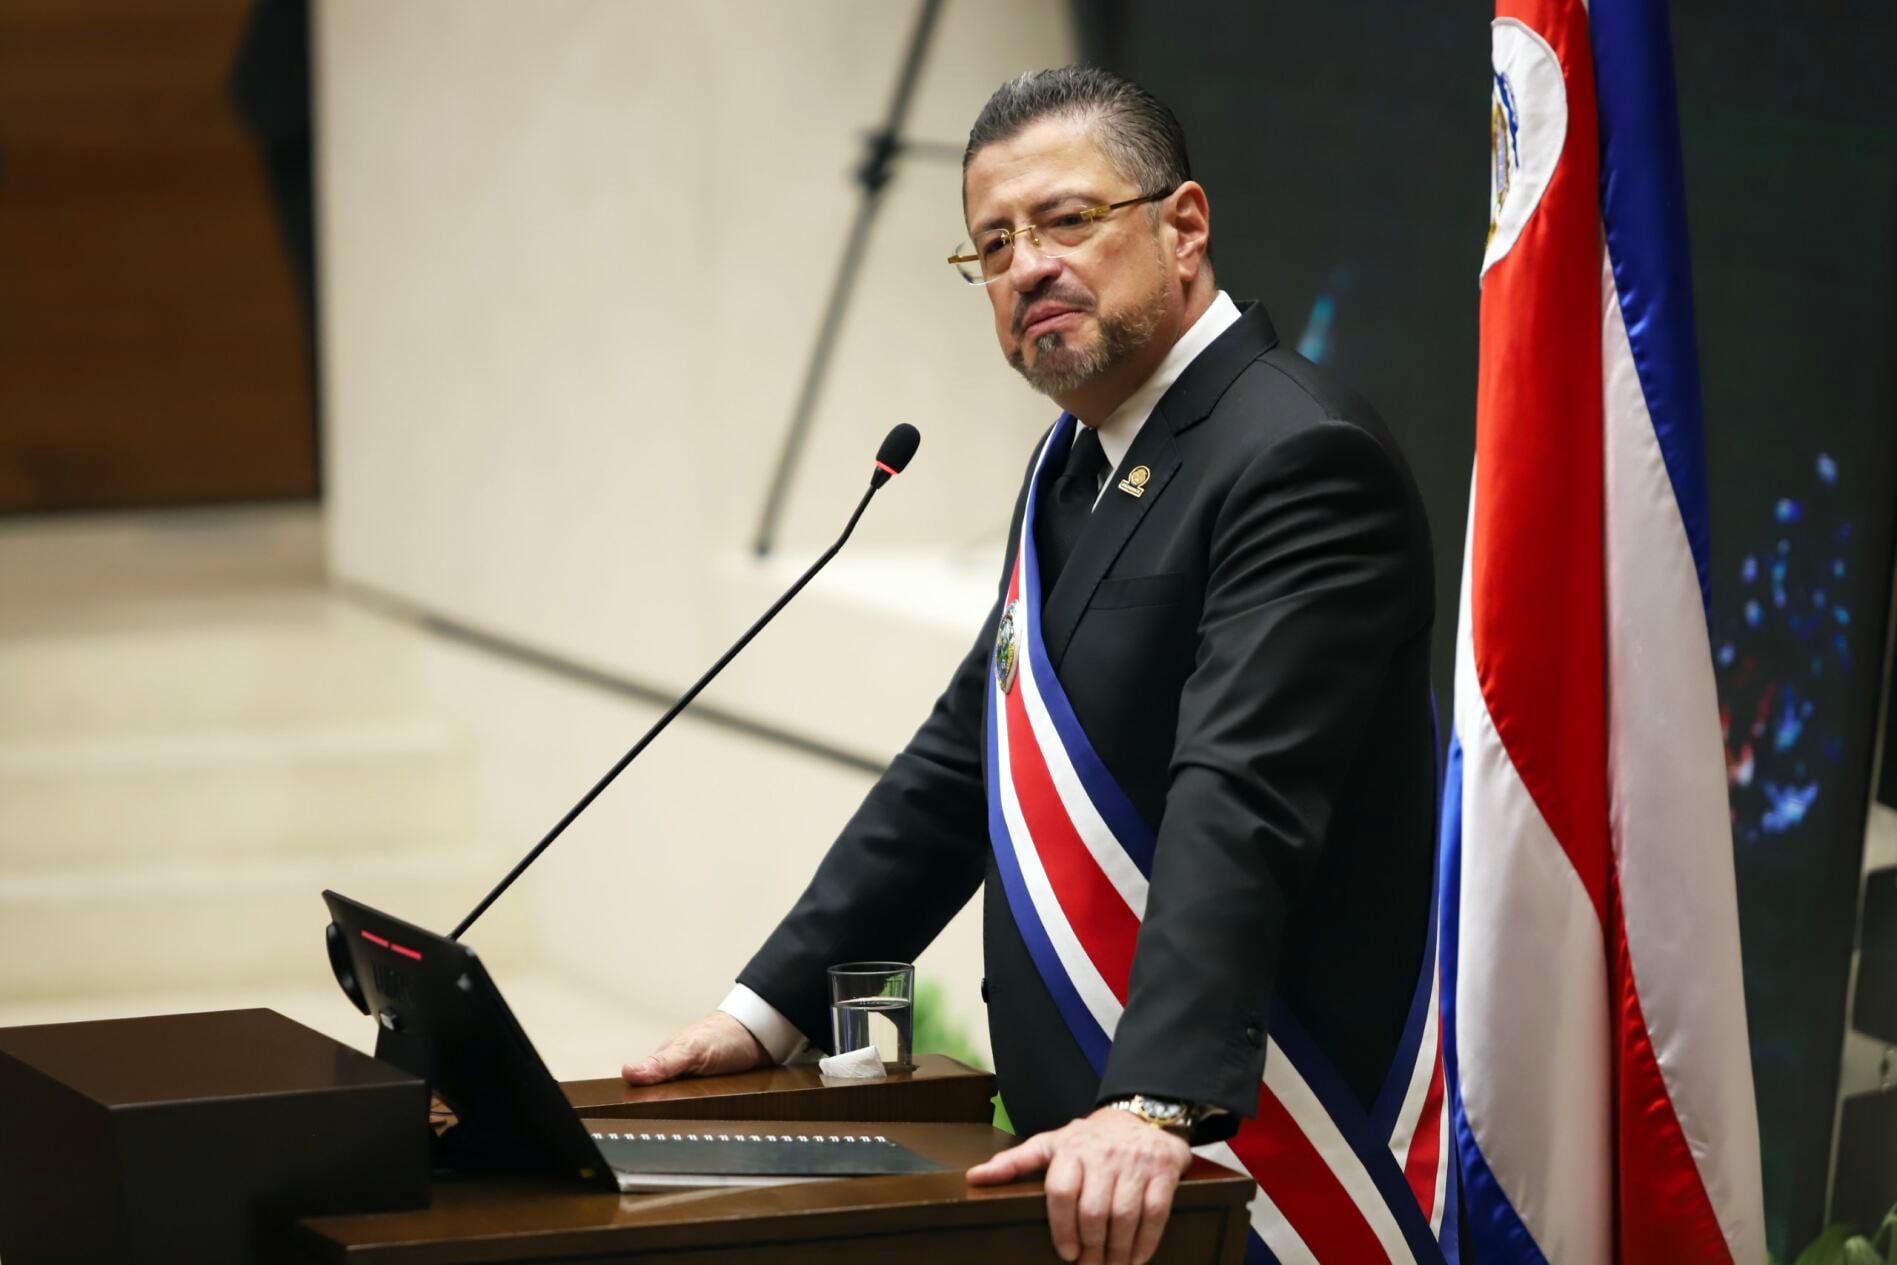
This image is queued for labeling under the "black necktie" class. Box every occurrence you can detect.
[1036,426,1109,594]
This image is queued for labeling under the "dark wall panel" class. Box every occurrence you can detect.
[0,0,315,513]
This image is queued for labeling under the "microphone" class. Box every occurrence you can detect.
[871,422,920,489]
[444,424,921,942]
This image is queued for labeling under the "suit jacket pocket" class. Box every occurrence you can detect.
[1090,572,1191,610]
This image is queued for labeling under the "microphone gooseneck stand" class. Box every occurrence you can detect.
[448,425,920,942]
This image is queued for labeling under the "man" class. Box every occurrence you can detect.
[625,68,1439,1265]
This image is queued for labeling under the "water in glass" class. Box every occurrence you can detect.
[831,995,913,1069]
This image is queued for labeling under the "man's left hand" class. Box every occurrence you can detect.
[965,1106,1193,1265]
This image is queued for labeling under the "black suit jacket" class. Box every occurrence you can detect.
[740,303,1436,1139]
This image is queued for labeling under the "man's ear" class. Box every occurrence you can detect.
[1165,181,1212,278]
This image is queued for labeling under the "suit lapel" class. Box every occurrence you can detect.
[1038,303,1281,669]
[1040,424,1180,667]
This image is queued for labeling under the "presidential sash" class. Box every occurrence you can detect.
[983,414,1455,1265]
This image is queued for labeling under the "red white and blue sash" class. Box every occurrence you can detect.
[983,414,1455,1265]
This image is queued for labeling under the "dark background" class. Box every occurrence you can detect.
[1074,0,1897,1254]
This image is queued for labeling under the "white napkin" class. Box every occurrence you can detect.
[817,1045,888,1080]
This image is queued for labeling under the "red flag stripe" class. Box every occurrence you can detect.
[1474,0,1611,922]
[1403,1034,1447,1216]
[1229,1089,1396,1263]
[1609,879,1734,1262]
[1002,618,1141,1001]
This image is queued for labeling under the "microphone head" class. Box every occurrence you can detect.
[871,424,921,487]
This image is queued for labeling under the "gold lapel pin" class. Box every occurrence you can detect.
[1117,465,1151,499]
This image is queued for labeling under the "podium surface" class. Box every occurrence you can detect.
[282,1117,1254,1265]
[0,1011,1255,1265]
[560,1052,1002,1123]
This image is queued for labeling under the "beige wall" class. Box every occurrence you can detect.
[315,1,1076,1059]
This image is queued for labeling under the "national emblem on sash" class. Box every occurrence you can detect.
[994,599,1020,694]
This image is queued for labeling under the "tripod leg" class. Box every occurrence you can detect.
[751,0,945,557]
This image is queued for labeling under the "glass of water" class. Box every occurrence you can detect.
[827,961,915,1070]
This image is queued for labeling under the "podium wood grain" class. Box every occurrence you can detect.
[561,1054,999,1124]
[281,1118,1256,1265]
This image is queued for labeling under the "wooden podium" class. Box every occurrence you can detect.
[0,1010,1256,1265]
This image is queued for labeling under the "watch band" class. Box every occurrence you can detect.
[1104,1094,1239,1146]
[1105,1093,1195,1138]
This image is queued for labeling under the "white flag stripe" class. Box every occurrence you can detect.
[1264,1039,1416,1264]
[992,674,1127,1041]
[1599,255,1766,1263]
[1453,473,1613,1265]
[1196,1141,1322,1265]
[1017,596,1151,920]
[1388,968,1440,1165]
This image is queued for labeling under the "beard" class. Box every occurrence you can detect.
[1008,286,1166,398]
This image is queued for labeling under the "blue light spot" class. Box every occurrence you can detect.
[1832,559,1845,578]
[1814,590,1827,607]
[1296,293,1336,363]
[1775,592,1788,610]
[1773,702,1804,752]
[1745,600,1762,628]
[1774,498,1802,523]
[1741,555,1758,583]
[1834,606,1850,627]
[1778,539,1791,555]
[1817,453,1838,484]
[1761,781,1819,833]
[1717,643,1735,666]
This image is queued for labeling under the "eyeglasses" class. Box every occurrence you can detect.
[947,188,1173,285]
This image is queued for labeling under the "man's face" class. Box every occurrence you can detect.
[962,115,1173,400]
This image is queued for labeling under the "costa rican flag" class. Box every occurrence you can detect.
[1439,0,1767,1262]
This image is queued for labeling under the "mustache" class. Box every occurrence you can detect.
[1012,285,1094,336]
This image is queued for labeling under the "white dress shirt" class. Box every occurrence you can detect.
[718,289,1243,1063]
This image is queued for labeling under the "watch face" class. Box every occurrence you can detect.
[1137,1096,1188,1124]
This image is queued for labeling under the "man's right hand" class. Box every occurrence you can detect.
[621,1011,772,1085]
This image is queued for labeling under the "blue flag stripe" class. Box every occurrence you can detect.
[1591,0,1713,620]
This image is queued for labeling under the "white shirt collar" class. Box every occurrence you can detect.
[1087,290,1241,479]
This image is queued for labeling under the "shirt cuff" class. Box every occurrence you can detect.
[718,983,810,1064]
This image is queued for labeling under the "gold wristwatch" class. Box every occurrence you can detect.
[1105,1093,1197,1139]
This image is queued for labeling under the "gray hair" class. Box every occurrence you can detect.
[962,66,1193,200]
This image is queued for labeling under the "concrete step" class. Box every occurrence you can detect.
[0,721,480,869]
[0,848,524,998]
[0,602,434,741]
[0,505,322,618]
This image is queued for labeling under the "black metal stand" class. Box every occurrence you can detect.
[752,0,955,557]
[449,480,887,942]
